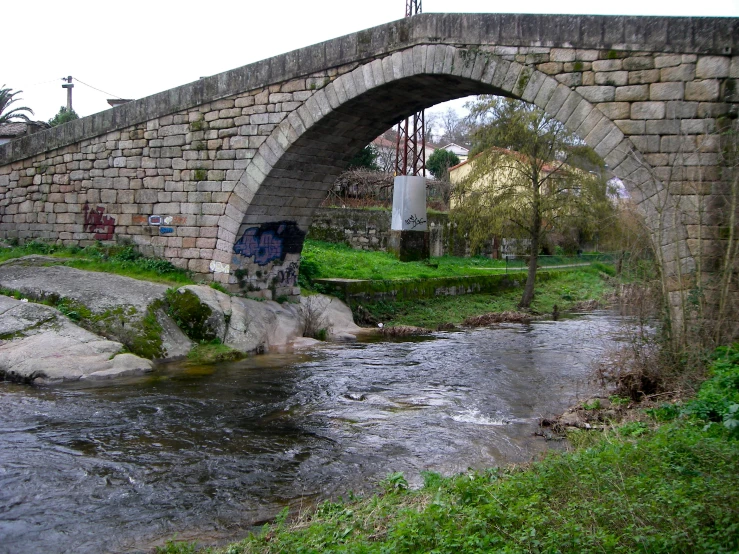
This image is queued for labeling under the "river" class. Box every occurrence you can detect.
[0,311,625,553]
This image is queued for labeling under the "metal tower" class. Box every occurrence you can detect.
[394,1,425,176]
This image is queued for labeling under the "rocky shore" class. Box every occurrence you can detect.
[0,256,363,384]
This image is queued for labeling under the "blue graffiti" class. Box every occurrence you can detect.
[233,221,306,266]
[234,228,283,265]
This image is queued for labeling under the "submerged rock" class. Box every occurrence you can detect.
[0,295,152,384]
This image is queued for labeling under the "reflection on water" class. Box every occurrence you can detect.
[0,312,622,553]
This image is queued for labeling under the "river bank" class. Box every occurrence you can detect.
[0,255,364,384]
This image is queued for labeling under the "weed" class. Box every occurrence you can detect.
[583,398,602,410]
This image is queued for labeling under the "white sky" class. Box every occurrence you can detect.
[5,0,738,122]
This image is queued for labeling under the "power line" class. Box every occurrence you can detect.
[73,77,124,99]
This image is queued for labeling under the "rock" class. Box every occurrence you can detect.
[178,286,363,354]
[0,296,152,383]
[0,258,190,359]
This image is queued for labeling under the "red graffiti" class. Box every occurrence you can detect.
[83,203,116,240]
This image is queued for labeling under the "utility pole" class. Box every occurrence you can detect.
[389,0,430,261]
[62,76,74,112]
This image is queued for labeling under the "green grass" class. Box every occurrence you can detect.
[299,240,612,284]
[157,346,739,554]
[0,241,193,286]
[355,268,614,328]
[187,341,244,364]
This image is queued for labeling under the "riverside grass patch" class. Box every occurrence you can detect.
[0,241,193,286]
[298,239,608,284]
[356,268,614,328]
[158,346,739,554]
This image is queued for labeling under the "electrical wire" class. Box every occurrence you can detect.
[73,77,124,99]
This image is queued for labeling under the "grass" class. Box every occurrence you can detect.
[353,268,614,328]
[299,240,612,283]
[157,345,739,554]
[0,241,194,286]
[187,341,244,364]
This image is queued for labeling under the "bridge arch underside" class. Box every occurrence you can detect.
[222,50,662,301]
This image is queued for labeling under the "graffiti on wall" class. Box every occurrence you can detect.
[276,261,299,287]
[404,214,427,229]
[83,203,116,240]
[233,222,306,266]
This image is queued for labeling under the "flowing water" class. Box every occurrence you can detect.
[0,312,626,553]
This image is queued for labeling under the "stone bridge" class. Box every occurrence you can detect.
[1,13,738,334]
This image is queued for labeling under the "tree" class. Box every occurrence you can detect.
[0,85,34,124]
[436,107,471,147]
[451,96,616,308]
[426,149,460,181]
[48,106,79,127]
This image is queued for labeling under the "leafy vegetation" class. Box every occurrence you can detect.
[0,85,34,124]
[452,97,618,308]
[48,106,79,127]
[156,346,739,554]
[426,148,460,180]
[355,267,614,328]
[187,340,244,364]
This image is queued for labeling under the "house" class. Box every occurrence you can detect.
[438,142,469,163]
[449,147,593,257]
[0,121,50,146]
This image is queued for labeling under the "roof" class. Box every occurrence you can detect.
[440,143,470,154]
[0,121,51,138]
[448,146,569,175]
[0,122,30,138]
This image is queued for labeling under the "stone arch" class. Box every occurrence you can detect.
[213,44,656,292]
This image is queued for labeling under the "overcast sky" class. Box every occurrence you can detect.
[5,0,738,123]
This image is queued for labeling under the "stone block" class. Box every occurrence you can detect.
[731,57,739,78]
[631,101,665,119]
[597,102,631,119]
[685,80,720,101]
[614,119,645,134]
[646,119,680,134]
[660,64,695,82]
[665,101,698,119]
[592,59,622,72]
[650,82,684,100]
[595,71,628,86]
[556,72,582,87]
[576,85,615,102]
[696,56,730,79]
[537,62,562,75]
[623,57,654,70]
[575,49,599,61]
[629,134,661,153]
[136,189,158,203]
[628,69,660,84]
[655,55,682,68]
[550,48,576,62]
[615,84,649,101]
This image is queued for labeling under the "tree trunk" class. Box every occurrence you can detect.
[519,236,539,308]
[519,192,541,309]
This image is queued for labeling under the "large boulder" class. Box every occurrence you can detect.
[0,257,193,359]
[0,295,152,383]
[171,286,363,354]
